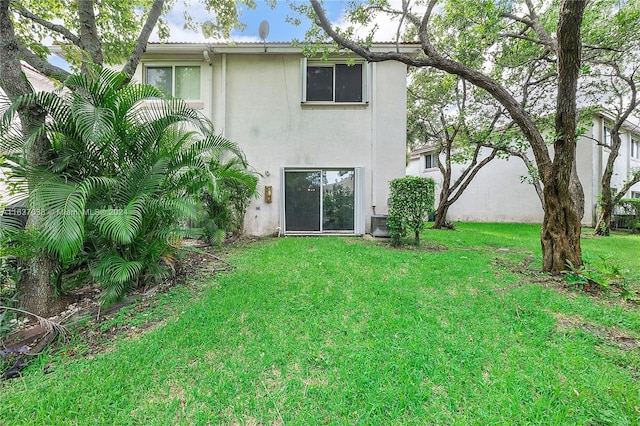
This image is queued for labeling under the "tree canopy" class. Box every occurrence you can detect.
[305,0,594,274]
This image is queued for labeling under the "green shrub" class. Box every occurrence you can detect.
[387,176,435,246]
[195,158,258,244]
[0,67,253,306]
[618,198,640,232]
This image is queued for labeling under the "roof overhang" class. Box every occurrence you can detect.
[145,41,422,56]
[49,41,422,63]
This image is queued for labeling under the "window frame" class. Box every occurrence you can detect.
[603,125,612,147]
[143,64,202,101]
[632,191,640,199]
[301,58,368,105]
[280,167,365,235]
[424,153,437,170]
[631,137,639,160]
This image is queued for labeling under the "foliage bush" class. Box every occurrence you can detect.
[0,67,253,305]
[195,157,258,244]
[387,176,435,246]
[562,255,629,296]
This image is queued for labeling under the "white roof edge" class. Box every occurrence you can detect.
[49,42,422,60]
[594,110,640,134]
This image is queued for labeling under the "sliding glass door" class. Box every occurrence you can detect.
[284,169,356,233]
[284,171,321,231]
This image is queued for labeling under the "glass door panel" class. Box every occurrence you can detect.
[285,171,321,231]
[322,170,355,231]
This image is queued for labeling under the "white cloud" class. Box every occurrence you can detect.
[149,1,261,43]
[332,0,426,42]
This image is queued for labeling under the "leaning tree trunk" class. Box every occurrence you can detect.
[433,206,449,229]
[595,191,614,236]
[594,132,623,236]
[0,0,59,316]
[432,186,452,229]
[540,0,586,274]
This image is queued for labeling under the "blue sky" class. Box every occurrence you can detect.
[158,1,352,43]
[231,1,345,42]
[48,1,398,69]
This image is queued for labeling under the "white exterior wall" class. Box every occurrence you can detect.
[408,116,640,227]
[138,45,411,236]
[408,148,544,223]
[215,54,406,235]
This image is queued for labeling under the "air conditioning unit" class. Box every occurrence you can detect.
[371,214,390,237]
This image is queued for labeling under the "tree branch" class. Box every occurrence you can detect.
[76,0,103,65]
[121,0,165,79]
[11,2,82,46]
[17,43,71,82]
[614,170,640,206]
[500,32,549,46]
[524,0,557,51]
[501,12,534,27]
[308,0,553,182]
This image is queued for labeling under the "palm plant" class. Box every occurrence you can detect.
[1,66,251,305]
[195,156,259,244]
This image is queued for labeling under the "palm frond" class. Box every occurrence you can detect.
[71,100,116,144]
[30,177,89,261]
[0,215,24,241]
[91,197,145,245]
[91,254,144,306]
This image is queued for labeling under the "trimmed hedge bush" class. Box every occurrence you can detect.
[388,176,435,246]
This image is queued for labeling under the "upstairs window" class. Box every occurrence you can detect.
[631,138,639,159]
[603,125,612,147]
[424,153,436,169]
[145,65,201,100]
[632,191,640,199]
[302,60,366,103]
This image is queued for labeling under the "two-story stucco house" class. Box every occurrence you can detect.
[135,42,418,236]
[407,114,640,226]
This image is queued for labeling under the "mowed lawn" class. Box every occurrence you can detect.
[2,224,640,425]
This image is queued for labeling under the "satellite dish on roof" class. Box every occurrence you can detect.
[258,20,270,41]
[201,20,214,38]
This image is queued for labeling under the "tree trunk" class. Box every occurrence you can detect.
[1,0,59,316]
[595,198,613,236]
[570,159,585,222]
[540,0,586,274]
[541,183,582,273]
[16,254,65,317]
[433,197,452,229]
[77,0,104,67]
[433,172,451,229]
[433,206,449,229]
[595,131,623,235]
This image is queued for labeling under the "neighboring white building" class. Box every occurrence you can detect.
[136,42,418,236]
[407,114,640,226]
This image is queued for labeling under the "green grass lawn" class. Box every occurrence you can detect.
[2,224,640,425]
